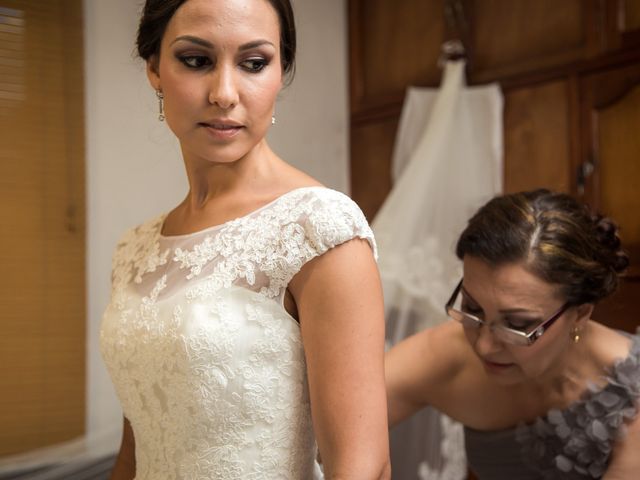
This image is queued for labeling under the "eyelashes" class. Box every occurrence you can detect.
[239,58,269,72]
[176,54,271,73]
[178,55,211,69]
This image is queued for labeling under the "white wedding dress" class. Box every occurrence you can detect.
[100,187,376,479]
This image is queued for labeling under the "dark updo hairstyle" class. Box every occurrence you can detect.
[136,0,297,83]
[456,189,629,305]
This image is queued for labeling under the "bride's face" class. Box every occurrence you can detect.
[147,0,283,165]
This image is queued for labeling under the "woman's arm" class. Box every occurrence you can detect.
[602,409,640,479]
[289,239,391,480]
[109,417,136,480]
[385,321,466,427]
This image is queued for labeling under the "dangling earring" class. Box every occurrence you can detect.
[271,115,276,126]
[156,90,165,121]
[572,326,581,344]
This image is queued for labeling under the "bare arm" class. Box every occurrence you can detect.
[602,409,640,480]
[385,321,466,427]
[289,239,390,479]
[109,417,136,480]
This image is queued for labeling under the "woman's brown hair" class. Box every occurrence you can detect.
[456,189,629,305]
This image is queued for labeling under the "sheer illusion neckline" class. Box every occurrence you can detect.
[159,186,325,240]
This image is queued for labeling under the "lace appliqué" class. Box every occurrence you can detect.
[110,215,170,311]
[172,189,376,301]
[516,335,640,479]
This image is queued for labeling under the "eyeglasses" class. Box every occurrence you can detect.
[444,279,570,346]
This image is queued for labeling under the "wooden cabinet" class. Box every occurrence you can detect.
[503,80,575,194]
[349,0,445,113]
[351,116,399,220]
[605,0,640,49]
[469,0,602,83]
[579,63,640,332]
[349,0,640,335]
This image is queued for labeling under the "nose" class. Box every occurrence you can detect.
[473,324,503,356]
[208,65,238,109]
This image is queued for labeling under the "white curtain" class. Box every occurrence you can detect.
[373,61,503,479]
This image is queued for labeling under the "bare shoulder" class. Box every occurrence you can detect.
[274,157,324,191]
[386,320,471,406]
[587,321,635,368]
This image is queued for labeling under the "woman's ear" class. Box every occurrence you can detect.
[146,55,161,91]
[574,303,594,326]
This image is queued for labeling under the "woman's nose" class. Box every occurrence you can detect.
[473,324,503,356]
[208,66,238,109]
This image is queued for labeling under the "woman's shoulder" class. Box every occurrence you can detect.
[281,185,365,213]
[272,186,376,257]
[114,214,166,252]
[587,321,639,375]
[515,325,640,479]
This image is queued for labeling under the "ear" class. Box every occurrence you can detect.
[574,303,594,328]
[146,55,161,91]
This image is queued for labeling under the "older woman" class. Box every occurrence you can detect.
[386,189,639,479]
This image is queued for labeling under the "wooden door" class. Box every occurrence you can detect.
[580,63,640,332]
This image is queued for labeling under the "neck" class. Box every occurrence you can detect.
[181,139,276,211]
[523,323,595,405]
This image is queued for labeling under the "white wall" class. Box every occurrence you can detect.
[84,0,349,447]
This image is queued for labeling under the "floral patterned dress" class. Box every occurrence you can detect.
[100,187,376,479]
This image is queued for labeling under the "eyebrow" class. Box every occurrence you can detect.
[461,286,539,316]
[171,35,275,51]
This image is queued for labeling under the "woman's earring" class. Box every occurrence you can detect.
[572,326,581,344]
[271,115,276,126]
[156,90,165,121]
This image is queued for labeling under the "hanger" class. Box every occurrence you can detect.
[439,0,469,68]
[438,39,466,67]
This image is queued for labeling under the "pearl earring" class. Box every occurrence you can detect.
[156,90,165,121]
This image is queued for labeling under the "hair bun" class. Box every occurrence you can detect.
[592,215,629,274]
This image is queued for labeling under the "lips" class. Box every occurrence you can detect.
[199,120,244,139]
[200,118,243,128]
[478,356,515,372]
[205,123,241,130]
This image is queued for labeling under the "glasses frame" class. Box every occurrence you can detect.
[444,279,571,346]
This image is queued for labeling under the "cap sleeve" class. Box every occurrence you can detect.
[299,188,377,261]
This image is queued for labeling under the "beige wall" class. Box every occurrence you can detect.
[84,0,349,446]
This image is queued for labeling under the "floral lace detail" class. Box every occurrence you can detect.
[100,187,374,479]
[516,333,640,479]
[112,215,170,287]
[169,188,376,301]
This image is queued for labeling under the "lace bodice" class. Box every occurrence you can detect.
[100,187,376,479]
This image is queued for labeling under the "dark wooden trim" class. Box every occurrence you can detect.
[350,47,640,130]
[498,45,640,91]
[350,97,404,126]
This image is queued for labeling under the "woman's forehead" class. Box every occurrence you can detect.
[165,0,280,43]
[462,257,559,309]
